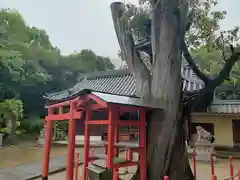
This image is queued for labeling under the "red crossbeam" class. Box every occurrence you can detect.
[45,111,81,121]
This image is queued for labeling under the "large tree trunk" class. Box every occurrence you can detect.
[111,0,240,178]
[111,1,194,180]
[147,0,192,179]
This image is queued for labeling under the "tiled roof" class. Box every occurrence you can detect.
[90,92,164,109]
[44,66,204,102]
[208,100,240,114]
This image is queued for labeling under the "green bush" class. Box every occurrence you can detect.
[0,99,24,136]
[20,117,44,133]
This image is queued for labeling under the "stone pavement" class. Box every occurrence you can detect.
[38,152,138,180]
[0,156,75,180]
[3,145,238,180]
[0,147,97,180]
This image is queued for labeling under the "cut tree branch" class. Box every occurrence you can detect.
[181,40,210,84]
[111,2,151,97]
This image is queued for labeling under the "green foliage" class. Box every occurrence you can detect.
[20,117,44,133]
[123,0,240,84]
[54,121,69,140]
[0,99,23,121]
[124,4,150,37]
[0,127,11,134]
[0,8,115,129]
[0,99,23,136]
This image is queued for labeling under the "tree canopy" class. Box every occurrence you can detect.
[119,0,240,84]
[0,8,115,134]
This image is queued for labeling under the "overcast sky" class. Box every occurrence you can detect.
[0,0,239,67]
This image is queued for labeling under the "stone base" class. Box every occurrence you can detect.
[37,138,45,146]
[196,152,217,163]
[195,141,217,163]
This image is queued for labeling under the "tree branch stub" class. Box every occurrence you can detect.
[110,2,151,98]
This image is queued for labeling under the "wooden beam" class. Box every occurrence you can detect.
[116,120,141,126]
[45,111,82,121]
[76,104,106,111]
[86,120,109,125]
[46,97,80,109]
[112,104,150,113]
[66,102,76,180]
[89,104,106,110]
[87,93,108,108]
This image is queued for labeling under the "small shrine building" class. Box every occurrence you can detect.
[44,65,203,142]
[42,64,203,180]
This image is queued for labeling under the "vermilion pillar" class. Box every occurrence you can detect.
[42,108,53,180]
[107,106,114,168]
[113,109,119,180]
[83,110,90,180]
[66,102,77,180]
[139,109,147,180]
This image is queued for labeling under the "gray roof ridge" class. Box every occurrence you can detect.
[212,100,240,105]
[84,68,131,80]
[76,68,131,81]
[44,88,71,97]
[44,61,206,101]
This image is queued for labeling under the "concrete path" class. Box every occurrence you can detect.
[0,147,91,180]
[37,152,138,180]
[0,156,70,180]
[2,145,240,180]
[37,163,137,180]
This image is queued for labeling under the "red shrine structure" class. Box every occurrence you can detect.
[42,65,203,180]
[42,90,160,180]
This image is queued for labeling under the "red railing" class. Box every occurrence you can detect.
[74,149,240,180]
[75,152,79,180]
[192,150,239,180]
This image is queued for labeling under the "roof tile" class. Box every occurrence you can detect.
[45,67,204,102]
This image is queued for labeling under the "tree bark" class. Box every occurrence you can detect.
[110,2,151,98]
[148,1,192,179]
[111,1,193,180]
[112,1,240,179]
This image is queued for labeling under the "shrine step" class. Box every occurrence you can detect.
[115,142,140,148]
[113,160,139,168]
[89,141,108,148]
[90,158,138,169]
[87,164,113,180]
[89,141,140,149]
[89,155,128,162]
[89,154,108,160]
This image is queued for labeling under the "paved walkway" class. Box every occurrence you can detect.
[0,147,135,180]
[0,156,70,180]
[0,147,93,180]
[1,146,240,180]
[37,153,138,180]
